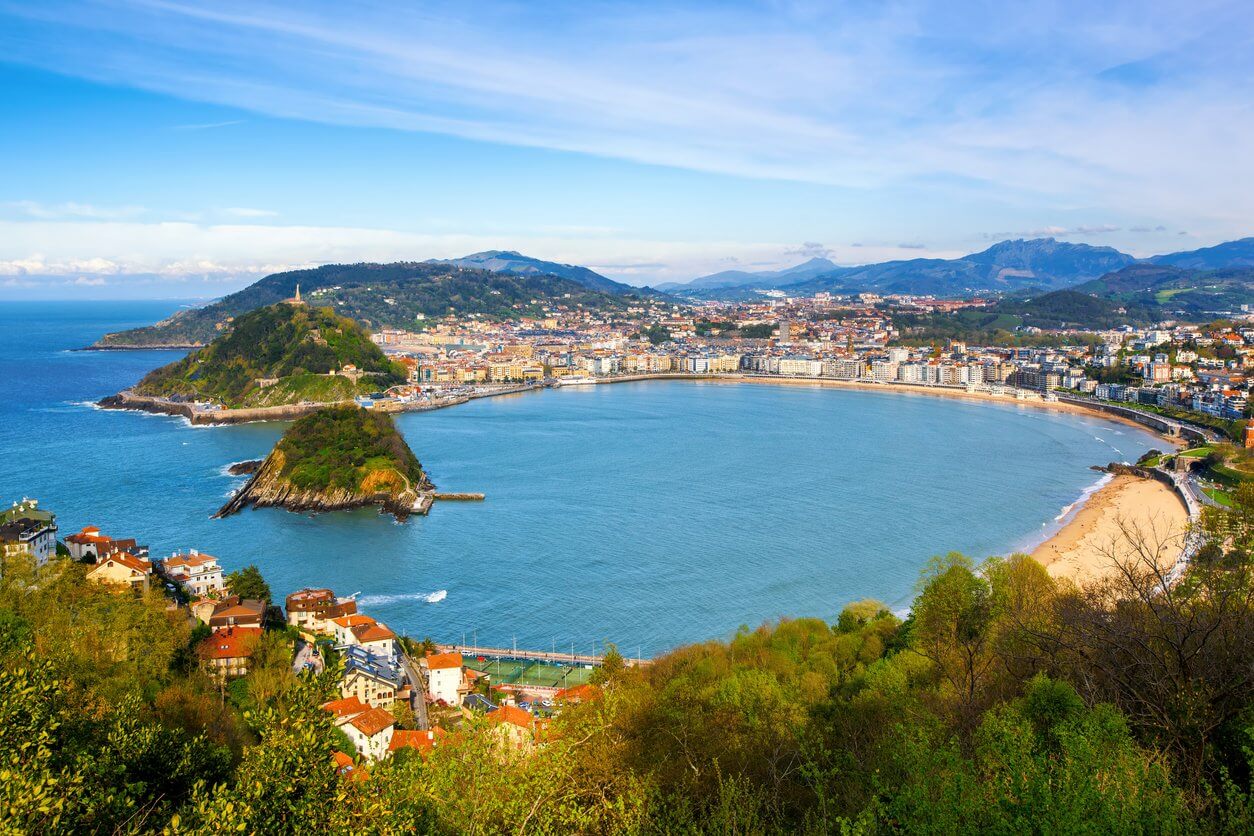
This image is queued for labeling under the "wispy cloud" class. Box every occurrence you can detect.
[9,200,147,220]
[171,119,245,131]
[3,0,1251,222]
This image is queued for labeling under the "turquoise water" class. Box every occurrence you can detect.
[0,301,1161,655]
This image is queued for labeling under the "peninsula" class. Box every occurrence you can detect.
[101,299,408,413]
[216,405,435,519]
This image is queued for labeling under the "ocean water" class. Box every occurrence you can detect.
[0,301,1162,656]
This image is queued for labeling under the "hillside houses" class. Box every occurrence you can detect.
[160,549,225,597]
[85,551,152,592]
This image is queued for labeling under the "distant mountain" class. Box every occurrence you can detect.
[1150,237,1254,270]
[664,257,842,292]
[675,238,1138,299]
[1075,263,1253,317]
[93,261,641,347]
[427,250,639,295]
[783,239,1136,297]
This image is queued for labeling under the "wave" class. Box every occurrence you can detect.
[357,589,447,607]
[1054,473,1113,522]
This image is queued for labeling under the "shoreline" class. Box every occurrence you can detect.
[595,373,1187,449]
[1030,473,1191,585]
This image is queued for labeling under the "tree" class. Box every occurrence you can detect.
[226,564,272,602]
[911,553,999,730]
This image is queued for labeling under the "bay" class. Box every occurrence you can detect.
[0,301,1160,655]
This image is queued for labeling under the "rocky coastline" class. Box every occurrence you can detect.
[215,450,433,521]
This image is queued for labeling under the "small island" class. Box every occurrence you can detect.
[100,299,409,420]
[216,405,435,520]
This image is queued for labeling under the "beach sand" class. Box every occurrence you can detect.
[1031,474,1190,585]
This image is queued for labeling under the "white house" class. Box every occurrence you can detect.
[161,550,225,597]
[423,651,465,706]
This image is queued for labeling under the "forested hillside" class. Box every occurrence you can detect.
[132,303,406,407]
[4,486,1251,833]
[94,262,642,347]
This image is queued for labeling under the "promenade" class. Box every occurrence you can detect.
[435,643,650,668]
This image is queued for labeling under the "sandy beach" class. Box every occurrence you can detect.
[598,373,1186,447]
[1031,474,1190,585]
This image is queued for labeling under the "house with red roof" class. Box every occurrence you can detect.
[388,727,447,757]
[422,651,467,706]
[197,626,262,681]
[320,695,395,761]
[65,525,147,563]
[85,551,152,593]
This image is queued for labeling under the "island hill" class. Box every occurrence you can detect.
[217,405,437,520]
[99,297,409,421]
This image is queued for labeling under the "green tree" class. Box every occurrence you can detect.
[226,563,272,602]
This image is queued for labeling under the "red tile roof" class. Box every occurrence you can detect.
[351,623,396,643]
[331,614,376,629]
[321,696,369,721]
[198,627,262,660]
[388,728,446,753]
[488,704,534,730]
[554,683,601,703]
[424,651,463,670]
[348,707,395,737]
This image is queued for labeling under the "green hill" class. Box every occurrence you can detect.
[892,290,1143,346]
[94,261,644,348]
[216,405,433,518]
[130,303,406,408]
[1075,264,1254,317]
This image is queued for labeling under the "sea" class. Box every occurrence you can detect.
[0,301,1163,656]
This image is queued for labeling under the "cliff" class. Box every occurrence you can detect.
[215,406,434,520]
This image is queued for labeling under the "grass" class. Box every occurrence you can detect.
[1203,487,1235,507]
[1178,446,1214,458]
[1154,287,1192,304]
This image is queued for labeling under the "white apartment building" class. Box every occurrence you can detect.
[161,550,225,597]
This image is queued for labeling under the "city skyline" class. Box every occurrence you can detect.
[2,0,1253,298]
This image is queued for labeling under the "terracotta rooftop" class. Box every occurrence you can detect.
[321,696,369,721]
[198,627,262,660]
[351,622,396,643]
[424,651,463,671]
[348,706,395,737]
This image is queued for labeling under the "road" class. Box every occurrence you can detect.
[292,641,324,675]
[398,650,430,731]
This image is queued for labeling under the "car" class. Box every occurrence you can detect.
[540,699,553,708]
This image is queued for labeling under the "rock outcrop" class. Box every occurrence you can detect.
[214,406,434,521]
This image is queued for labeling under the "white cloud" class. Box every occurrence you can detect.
[9,201,148,220]
[71,276,107,286]
[0,218,945,286]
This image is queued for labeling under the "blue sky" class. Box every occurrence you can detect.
[1,0,1252,298]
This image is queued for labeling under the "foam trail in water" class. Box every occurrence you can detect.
[1054,473,1113,522]
[358,590,447,607]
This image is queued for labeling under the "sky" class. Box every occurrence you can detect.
[1,0,1252,298]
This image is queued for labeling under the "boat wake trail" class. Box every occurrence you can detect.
[358,590,448,606]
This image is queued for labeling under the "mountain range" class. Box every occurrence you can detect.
[426,250,644,295]
[668,236,1254,299]
[655,257,840,292]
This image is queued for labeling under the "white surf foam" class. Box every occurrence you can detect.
[358,589,447,607]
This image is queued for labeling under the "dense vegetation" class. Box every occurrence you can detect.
[273,405,429,495]
[133,303,406,408]
[1076,264,1254,319]
[97,262,642,347]
[4,484,1252,833]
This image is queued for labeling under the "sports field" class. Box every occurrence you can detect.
[465,656,596,689]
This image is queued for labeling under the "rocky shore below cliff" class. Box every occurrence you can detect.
[215,450,433,521]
